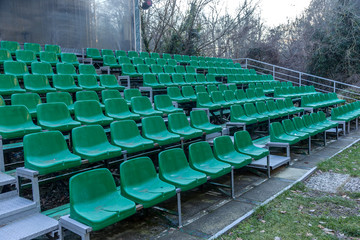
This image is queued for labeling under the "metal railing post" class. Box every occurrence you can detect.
[333,82,336,93]
[272,65,275,79]
[299,72,302,86]
[245,58,248,69]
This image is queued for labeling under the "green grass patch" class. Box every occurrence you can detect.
[318,141,360,177]
[221,183,360,240]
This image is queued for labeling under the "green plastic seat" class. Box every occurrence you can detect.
[255,88,271,100]
[266,100,288,117]
[143,73,165,88]
[0,49,13,65]
[1,40,20,55]
[131,96,163,117]
[168,112,203,140]
[270,122,301,144]
[121,64,142,78]
[139,51,149,59]
[37,103,81,132]
[196,92,222,110]
[195,74,208,85]
[61,53,80,67]
[56,63,79,79]
[159,148,207,191]
[133,57,144,65]
[69,168,136,231]
[142,116,181,146]
[72,125,122,162]
[145,58,156,65]
[292,116,319,136]
[243,103,268,122]
[195,85,207,94]
[310,112,333,130]
[45,44,61,56]
[76,91,105,109]
[276,99,296,115]
[40,51,59,66]
[0,74,26,95]
[4,61,29,79]
[234,89,250,104]
[15,50,38,65]
[0,106,42,140]
[207,85,218,94]
[167,87,190,103]
[110,120,154,154]
[23,74,56,93]
[101,49,114,56]
[184,74,199,85]
[20,44,39,57]
[256,101,278,119]
[11,93,41,117]
[100,74,125,90]
[213,136,252,169]
[120,156,176,208]
[190,110,222,134]
[284,98,303,113]
[46,92,75,113]
[162,53,172,60]
[171,73,188,86]
[158,73,176,87]
[156,58,167,65]
[103,55,122,68]
[24,131,81,175]
[234,131,269,160]
[175,65,188,75]
[86,48,102,60]
[124,88,141,105]
[303,114,327,132]
[188,142,232,179]
[31,62,54,79]
[154,95,183,114]
[150,52,160,59]
[102,89,122,103]
[167,59,177,67]
[127,51,139,58]
[118,56,132,65]
[230,105,257,124]
[0,96,5,106]
[164,65,176,74]
[53,75,82,92]
[182,86,197,101]
[282,119,309,140]
[211,91,232,108]
[79,64,100,79]
[245,88,260,102]
[78,74,105,91]
[150,64,163,74]
[318,111,338,128]
[74,100,113,126]
[115,50,127,58]
[105,98,140,121]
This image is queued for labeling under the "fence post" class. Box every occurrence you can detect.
[333,82,336,93]
[245,58,248,69]
[299,72,302,86]
[272,65,275,79]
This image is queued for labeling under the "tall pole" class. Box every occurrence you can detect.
[134,0,141,51]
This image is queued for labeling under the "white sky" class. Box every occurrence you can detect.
[259,0,312,26]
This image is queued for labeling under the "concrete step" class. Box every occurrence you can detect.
[0,172,16,187]
[0,213,59,240]
[0,196,37,225]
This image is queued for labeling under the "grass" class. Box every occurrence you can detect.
[318,141,360,177]
[220,140,360,240]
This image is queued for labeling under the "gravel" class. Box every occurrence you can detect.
[305,172,350,193]
[342,177,360,193]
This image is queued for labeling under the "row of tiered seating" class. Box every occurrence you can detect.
[274,85,317,98]
[0,41,60,56]
[301,92,346,109]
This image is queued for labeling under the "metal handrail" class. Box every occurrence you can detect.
[234,58,360,101]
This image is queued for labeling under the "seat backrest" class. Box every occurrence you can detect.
[211,91,225,103]
[120,157,157,189]
[292,116,305,130]
[162,53,172,59]
[256,101,268,114]
[70,168,117,207]
[53,75,76,88]
[317,111,327,121]
[24,74,51,89]
[156,58,167,65]
[150,64,163,74]
[171,73,185,84]
[302,114,313,127]
[1,40,20,52]
[101,49,114,56]
[246,88,256,98]
[195,85,207,94]
[127,51,139,58]
[121,63,137,74]
[143,73,159,85]
[100,74,119,87]
[182,86,196,98]
[284,98,294,108]
[276,99,287,110]
[105,98,131,116]
[79,64,97,75]
[255,88,265,97]
[56,63,77,75]
[218,84,228,92]
[16,50,37,62]
[154,95,173,109]
[190,110,209,126]
[78,74,99,87]
[164,65,175,74]
[40,51,58,63]
[76,90,100,102]
[230,104,246,120]
[282,119,296,133]
[310,112,321,124]
[168,112,190,130]
[74,100,103,118]
[270,122,285,139]
[197,92,212,104]
[158,73,172,85]
[0,49,12,62]
[110,120,142,141]
[102,90,122,102]
[86,48,101,58]
[11,93,41,109]
[188,141,216,165]
[243,103,257,115]
[159,148,189,175]
[0,74,21,89]
[47,92,73,106]
[167,59,177,66]
[44,44,61,55]
[31,62,53,75]
[132,57,144,65]
[118,56,132,65]
[0,105,33,126]
[115,50,126,58]
[213,135,236,157]
[196,74,206,83]
[139,51,149,59]
[234,131,253,149]
[186,66,196,74]
[223,90,236,102]
[141,116,167,135]
[266,100,278,111]
[4,61,29,75]
[72,124,109,148]
[37,102,71,123]
[131,96,153,112]
[145,58,156,65]
[167,87,182,98]
[235,89,247,100]
[124,88,141,102]
[184,74,196,84]
[150,52,160,59]
[61,53,79,64]
[207,85,218,94]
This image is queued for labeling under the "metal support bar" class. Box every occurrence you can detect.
[230,167,235,199]
[0,136,4,172]
[266,155,270,178]
[118,76,130,89]
[16,167,41,211]
[323,131,327,146]
[308,136,311,154]
[59,215,92,240]
[176,188,182,228]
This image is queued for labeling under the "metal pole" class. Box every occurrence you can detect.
[266,155,270,178]
[272,65,275,79]
[299,72,302,86]
[230,167,235,199]
[176,189,182,228]
[245,58,248,69]
[333,82,336,93]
